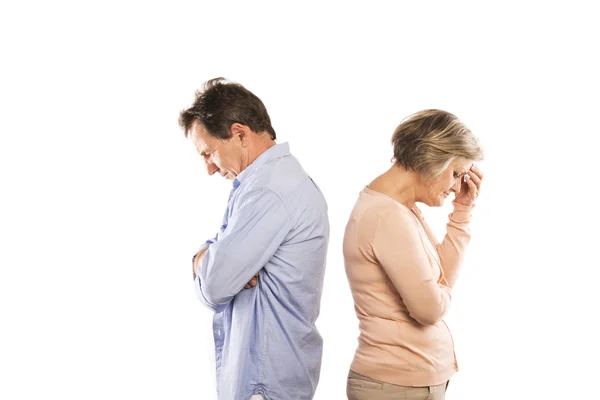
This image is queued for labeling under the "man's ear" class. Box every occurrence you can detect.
[230,123,251,147]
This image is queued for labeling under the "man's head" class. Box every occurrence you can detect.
[179,78,276,179]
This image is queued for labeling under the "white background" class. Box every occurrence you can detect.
[1,1,599,399]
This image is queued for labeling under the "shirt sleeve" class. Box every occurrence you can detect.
[373,206,452,326]
[195,235,216,263]
[196,187,292,310]
[190,231,224,310]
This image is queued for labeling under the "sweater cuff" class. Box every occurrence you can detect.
[450,201,474,223]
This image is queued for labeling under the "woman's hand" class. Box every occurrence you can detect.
[454,164,483,206]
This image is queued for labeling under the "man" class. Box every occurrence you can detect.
[179,78,329,400]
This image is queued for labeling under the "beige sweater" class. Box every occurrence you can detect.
[343,187,474,386]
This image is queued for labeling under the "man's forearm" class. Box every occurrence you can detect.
[192,248,208,280]
[192,246,230,312]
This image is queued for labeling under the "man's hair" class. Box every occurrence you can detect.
[179,77,276,140]
[392,109,484,181]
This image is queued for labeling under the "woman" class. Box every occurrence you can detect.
[344,109,484,400]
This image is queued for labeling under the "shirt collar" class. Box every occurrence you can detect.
[232,142,290,189]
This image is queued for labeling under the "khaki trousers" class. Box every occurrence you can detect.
[347,370,449,400]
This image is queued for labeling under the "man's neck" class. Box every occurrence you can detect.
[244,135,276,169]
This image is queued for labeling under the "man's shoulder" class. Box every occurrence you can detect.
[247,156,308,193]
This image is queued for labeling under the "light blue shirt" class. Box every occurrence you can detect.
[194,143,329,400]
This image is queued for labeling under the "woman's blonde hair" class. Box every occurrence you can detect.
[392,109,484,181]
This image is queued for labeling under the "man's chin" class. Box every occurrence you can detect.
[216,169,236,180]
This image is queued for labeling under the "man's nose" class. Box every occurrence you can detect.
[205,159,219,176]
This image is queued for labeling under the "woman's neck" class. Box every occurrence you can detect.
[368,164,422,209]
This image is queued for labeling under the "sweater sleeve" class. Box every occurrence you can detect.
[373,206,452,326]
[435,201,474,287]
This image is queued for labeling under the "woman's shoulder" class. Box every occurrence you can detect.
[354,188,415,224]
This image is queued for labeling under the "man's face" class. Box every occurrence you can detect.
[189,121,242,180]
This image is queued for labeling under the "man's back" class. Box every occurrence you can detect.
[214,143,329,400]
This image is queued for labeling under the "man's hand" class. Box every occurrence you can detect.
[192,248,208,280]
[244,272,259,289]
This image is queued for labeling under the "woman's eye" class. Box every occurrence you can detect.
[453,172,459,179]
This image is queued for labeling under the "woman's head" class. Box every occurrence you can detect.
[392,109,483,180]
[391,109,484,206]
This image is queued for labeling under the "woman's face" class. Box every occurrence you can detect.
[424,157,473,207]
